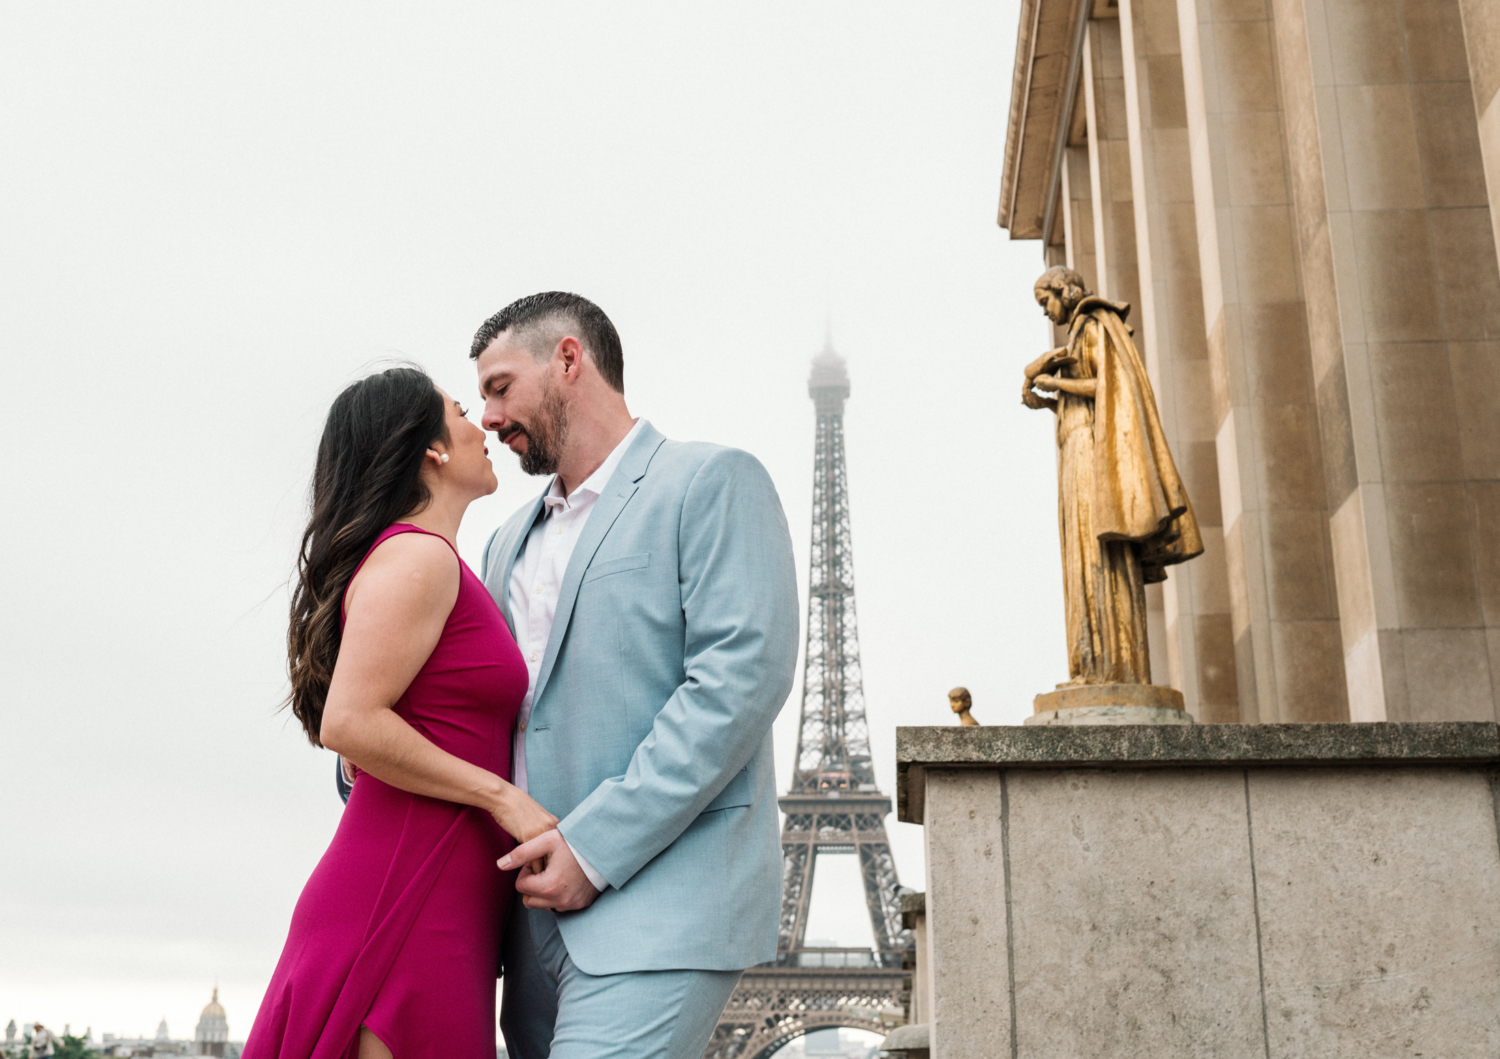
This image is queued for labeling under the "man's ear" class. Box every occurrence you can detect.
[555,335,586,381]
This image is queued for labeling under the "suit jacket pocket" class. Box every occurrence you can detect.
[582,552,651,584]
[701,767,752,813]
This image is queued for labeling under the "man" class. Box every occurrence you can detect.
[29,1023,59,1059]
[471,292,799,1059]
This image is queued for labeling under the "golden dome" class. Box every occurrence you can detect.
[196,987,229,1046]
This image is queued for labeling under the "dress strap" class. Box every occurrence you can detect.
[380,523,461,559]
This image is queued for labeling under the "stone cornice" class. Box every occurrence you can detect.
[896,722,1500,822]
[998,0,1091,240]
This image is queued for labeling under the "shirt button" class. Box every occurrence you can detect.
[519,720,527,732]
[534,585,542,594]
[529,652,539,662]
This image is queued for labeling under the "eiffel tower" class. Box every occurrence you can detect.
[705,342,908,1059]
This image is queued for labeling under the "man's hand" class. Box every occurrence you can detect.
[499,829,602,912]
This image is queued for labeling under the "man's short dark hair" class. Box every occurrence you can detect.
[469,292,624,393]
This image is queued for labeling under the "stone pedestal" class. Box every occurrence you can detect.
[1027,682,1193,725]
[897,722,1500,1059]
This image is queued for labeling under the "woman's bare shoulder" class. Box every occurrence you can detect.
[346,531,460,615]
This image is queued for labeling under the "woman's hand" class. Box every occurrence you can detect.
[492,787,558,876]
[492,786,559,846]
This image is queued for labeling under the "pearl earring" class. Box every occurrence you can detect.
[439,453,450,463]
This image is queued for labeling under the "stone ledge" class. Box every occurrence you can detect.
[896,722,1500,823]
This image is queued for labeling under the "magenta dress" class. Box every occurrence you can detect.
[244,524,528,1059]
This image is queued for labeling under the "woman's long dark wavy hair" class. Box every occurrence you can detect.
[287,366,448,745]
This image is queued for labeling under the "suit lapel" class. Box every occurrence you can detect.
[531,422,666,708]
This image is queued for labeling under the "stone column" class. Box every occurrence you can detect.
[1176,0,1348,722]
[1118,0,1241,722]
[1268,0,1500,721]
[1458,0,1500,254]
[1061,144,1100,292]
[1083,17,1143,311]
[910,907,928,1026]
[1083,16,1183,691]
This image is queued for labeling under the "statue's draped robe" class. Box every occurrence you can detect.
[1054,297,1202,685]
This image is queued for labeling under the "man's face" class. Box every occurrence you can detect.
[949,692,969,713]
[476,331,570,476]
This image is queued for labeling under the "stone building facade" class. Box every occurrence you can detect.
[1001,0,1500,725]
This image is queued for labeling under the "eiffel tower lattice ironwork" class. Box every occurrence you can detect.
[705,343,908,1059]
[778,340,908,968]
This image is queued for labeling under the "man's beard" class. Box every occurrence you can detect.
[507,382,570,477]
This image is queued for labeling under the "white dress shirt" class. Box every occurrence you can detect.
[508,418,642,891]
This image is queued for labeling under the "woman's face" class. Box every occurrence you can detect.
[434,387,498,499]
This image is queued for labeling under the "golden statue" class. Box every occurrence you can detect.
[1023,267,1202,689]
[948,687,979,726]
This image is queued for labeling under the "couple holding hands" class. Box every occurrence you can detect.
[241,293,800,1059]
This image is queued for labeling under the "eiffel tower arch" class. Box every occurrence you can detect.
[706,342,908,1059]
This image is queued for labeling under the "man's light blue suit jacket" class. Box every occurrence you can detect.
[480,421,799,975]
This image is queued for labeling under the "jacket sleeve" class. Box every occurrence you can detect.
[556,448,800,888]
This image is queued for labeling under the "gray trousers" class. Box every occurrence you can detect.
[500,894,743,1059]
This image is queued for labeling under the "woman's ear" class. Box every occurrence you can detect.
[425,447,450,465]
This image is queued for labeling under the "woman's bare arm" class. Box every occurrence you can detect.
[319,533,556,844]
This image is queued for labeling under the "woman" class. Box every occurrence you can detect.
[243,367,555,1059]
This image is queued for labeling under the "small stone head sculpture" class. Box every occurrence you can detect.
[948,687,978,726]
[1033,266,1091,326]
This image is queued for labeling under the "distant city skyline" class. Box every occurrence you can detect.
[4,987,240,1057]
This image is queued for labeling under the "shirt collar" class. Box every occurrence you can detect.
[543,418,643,511]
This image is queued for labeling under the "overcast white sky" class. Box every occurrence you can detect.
[0,0,1060,1042]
